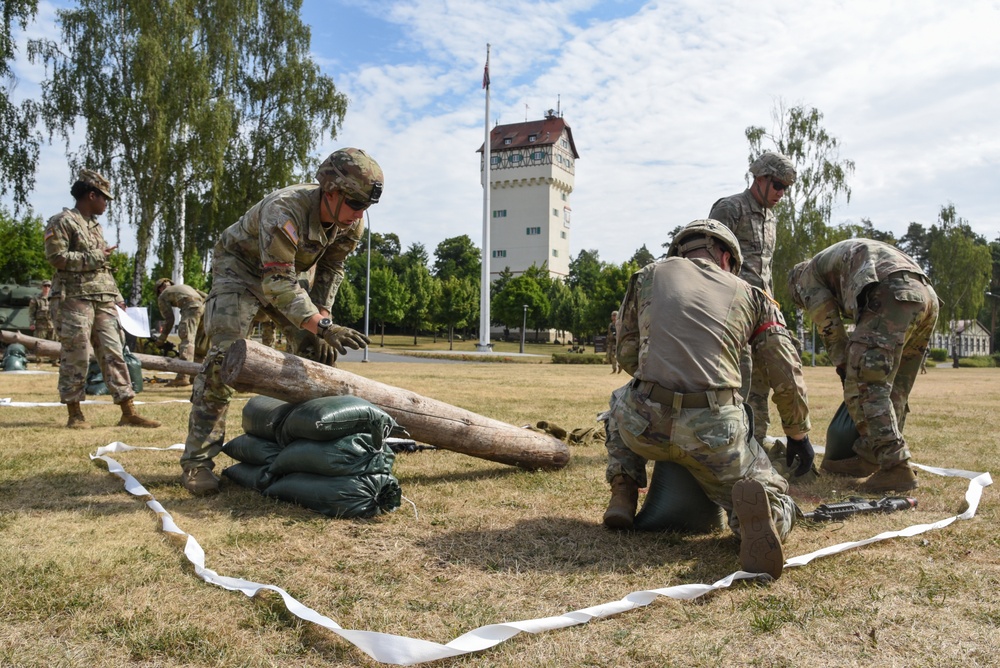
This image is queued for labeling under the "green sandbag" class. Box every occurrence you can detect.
[633,460,726,534]
[222,433,285,466]
[824,401,859,461]
[277,395,398,448]
[85,359,109,395]
[222,462,273,491]
[124,348,143,392]
[264,472,402,519]
[241,395,297,441]
[2,343,28,371]
[267,433,395,478]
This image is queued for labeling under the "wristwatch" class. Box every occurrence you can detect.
[316,317,333,334]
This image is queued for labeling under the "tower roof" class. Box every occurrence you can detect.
[478,110,579,158]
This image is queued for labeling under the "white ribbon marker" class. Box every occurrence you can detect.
[90,441,992,666]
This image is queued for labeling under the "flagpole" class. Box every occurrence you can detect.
[477,43,493,352]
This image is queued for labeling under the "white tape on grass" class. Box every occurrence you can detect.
[90,442,992,666]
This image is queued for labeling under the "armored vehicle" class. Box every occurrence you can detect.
[0,282,42,334]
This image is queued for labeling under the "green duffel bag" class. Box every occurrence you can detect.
[264,472,402,519]
[267,433,395,478]
[824,401,860,461]
[633,460,726,534]
[242,395,297,441]
[277,395,399,448]
[222,462,273,491]
[222,433,285,466]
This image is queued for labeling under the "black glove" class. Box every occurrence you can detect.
[835,364,846,386]
[785,435,815,477]
[321,324,370,355]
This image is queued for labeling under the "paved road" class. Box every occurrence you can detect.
[336,347,548,364]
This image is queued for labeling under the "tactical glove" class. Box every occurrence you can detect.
[321,324,370,355]
[785,435,815,477]
[290,329,337,366]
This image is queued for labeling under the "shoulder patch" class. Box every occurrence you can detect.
[44,228,55,241]
[279,219,299,245]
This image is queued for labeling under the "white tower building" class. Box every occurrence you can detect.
[479,109,579,280]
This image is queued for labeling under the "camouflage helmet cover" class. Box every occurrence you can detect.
[42,279,52,287]
[315,148,384,205]
[786,260,811,309]
[749,151,797,185]
[667,219,744,275]
[155,277,173,291]
[78,169,114,200]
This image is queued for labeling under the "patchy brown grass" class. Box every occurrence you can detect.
[0,362,997,667]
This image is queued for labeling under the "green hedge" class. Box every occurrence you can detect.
[800,351,832,366]
[958,356,996,368]
[930,348,948,362]
[551,353,606,365]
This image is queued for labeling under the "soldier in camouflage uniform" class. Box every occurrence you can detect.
[29,280,55,340]
[788,239,939,493]
[604,220,812,580]
[43,169,160,430]
[180,148,381,496]
[709,152,797,445]
[605,310,621,373]
[155,277,208,387]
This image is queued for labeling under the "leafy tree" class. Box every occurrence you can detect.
[630,244,656,267]
[401,263,435,344]
[330,278,364,328]
[0,208,48,282]
[661,225,684,253]
[584,261,636,338]
[396,242,429,272]
[435,276,477,350]
[900,222,931,271]
[492,275,547,339]
[433,235,480,281]
[567,248,602,293]
[746,101,855,315]
[926,205,992,336]
[0,0,40,212]
[368,265,408,346]
[847,218,897,245]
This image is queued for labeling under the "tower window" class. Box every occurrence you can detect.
[492,250,507,258]
[564,207,571,223]
[503,138,512,145]
[490,156,500,165]
[552,249,559,257]
[526,226,541,235]
[560,231,567,239]
[531,151,545,160]
[529,134,537,142]
[509,154,522,163]
[553,208,559,217]
[492,209,507,218]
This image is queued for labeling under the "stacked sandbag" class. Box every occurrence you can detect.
[222,395,403,519]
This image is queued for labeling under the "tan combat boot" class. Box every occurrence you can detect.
[117,398,161,428]
[820,455,879,477]
[603,474,639,530]
[181,467,220,496]
[166,374,192,387]
[855,463,918,493]
[66,401,91,430]
[732,479,784,580]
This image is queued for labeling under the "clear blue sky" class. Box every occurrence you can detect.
[10,0,1000,262]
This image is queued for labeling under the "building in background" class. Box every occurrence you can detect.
[932,319,991,357]
[479,109,579,281]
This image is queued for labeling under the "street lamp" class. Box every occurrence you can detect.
[362,210,372,363]
[520,304,528,354]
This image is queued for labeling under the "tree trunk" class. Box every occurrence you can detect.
[220,339,570,471]
[0,330,201,375]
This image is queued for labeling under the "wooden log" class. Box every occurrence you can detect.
[1,330,202,375]
[221,339,570,471]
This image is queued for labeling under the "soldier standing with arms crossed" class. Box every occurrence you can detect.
[180,148,381,496]
[709,151,797,446]
[603,220,813,580]
[44,169,160,430]
[788,239,939,493]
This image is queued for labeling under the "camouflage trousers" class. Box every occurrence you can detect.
[739,345,771,443]
[174,306,205,361]
[845,273,939,468]
[34,325,54,341]
[606,383,797,540]
[181,290,263,471]
[57,297,134,404]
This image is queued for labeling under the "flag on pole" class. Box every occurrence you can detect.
[482,61,490,89]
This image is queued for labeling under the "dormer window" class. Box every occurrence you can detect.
[503,138,512,145]
[529,134,537,142]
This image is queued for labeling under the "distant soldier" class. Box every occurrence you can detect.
[709,151,797,445]
[29,280,55,340]
[605,220,812,580]
[788,239,939,493]
[605,310,621,374]
[155,277,208,387]
[44,169,160,430]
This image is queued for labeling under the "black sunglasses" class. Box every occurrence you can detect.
[344,181,384,211]
[770,178,789,192]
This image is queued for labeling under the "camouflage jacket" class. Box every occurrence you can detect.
[790,239,927,367]
[158,284,208,330]
[709,189,775,293]
[43,208,122,302]
[29,295,52,326]
[617,256,810,436]
[211,184,364,328]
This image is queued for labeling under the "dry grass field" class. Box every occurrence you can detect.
[0,357,997,667]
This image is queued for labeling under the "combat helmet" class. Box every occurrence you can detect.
[667,219,743,275]
[786,261,811,309]
[315,148,384,207]
[155,277,173,292]
[749,151,797,185]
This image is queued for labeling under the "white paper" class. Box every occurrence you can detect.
[115,305,150,338]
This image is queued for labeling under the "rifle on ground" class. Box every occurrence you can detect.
[803,496,917,522]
